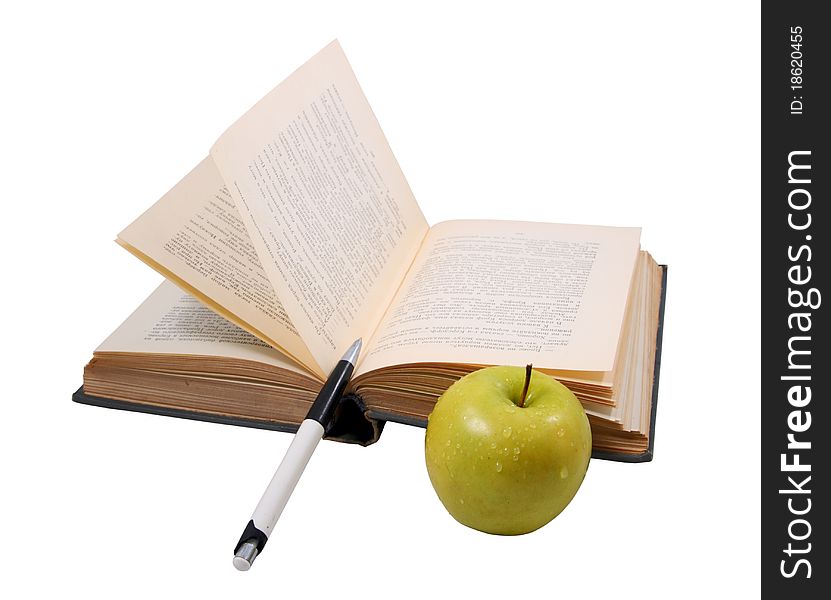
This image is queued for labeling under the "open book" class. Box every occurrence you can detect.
[79,41,666,460]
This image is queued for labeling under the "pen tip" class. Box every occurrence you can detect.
[341,338,362,365]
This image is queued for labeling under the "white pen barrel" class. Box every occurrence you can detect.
[251,419,325,535]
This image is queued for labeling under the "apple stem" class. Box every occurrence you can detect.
[518,364,533,408]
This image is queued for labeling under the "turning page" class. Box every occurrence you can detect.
[118,157,321,376]
[211,40,429,373]
[358,220,641,375]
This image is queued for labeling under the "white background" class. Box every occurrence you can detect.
[0,1,760,598]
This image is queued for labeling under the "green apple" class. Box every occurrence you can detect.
[425,365,591,535]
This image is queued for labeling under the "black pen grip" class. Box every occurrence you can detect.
[305,359,355,427]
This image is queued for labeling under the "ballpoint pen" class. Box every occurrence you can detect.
[233,338,362,571]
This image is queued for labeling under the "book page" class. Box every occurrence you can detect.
[97,280,309,375]
[210,40,429,374]
[118,157,321,377]
[357,220,641,375]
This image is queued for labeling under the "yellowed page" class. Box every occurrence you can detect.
[117,157,321,377]
[358,220,641,375]
[210,40,429,374]
[98,280,309,376]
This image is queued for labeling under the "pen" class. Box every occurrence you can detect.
[232,338,362,571]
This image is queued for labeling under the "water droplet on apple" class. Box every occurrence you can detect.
[490,442,497,449]
[455,443,461,449]
[557,428,565,437]
[445,439,451,447]
[529,423,537,429]
[495,461,503,473]
[513,447,520,454]
[502,426,512,438]
[560,466,569,479]
[512,455,519,461]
